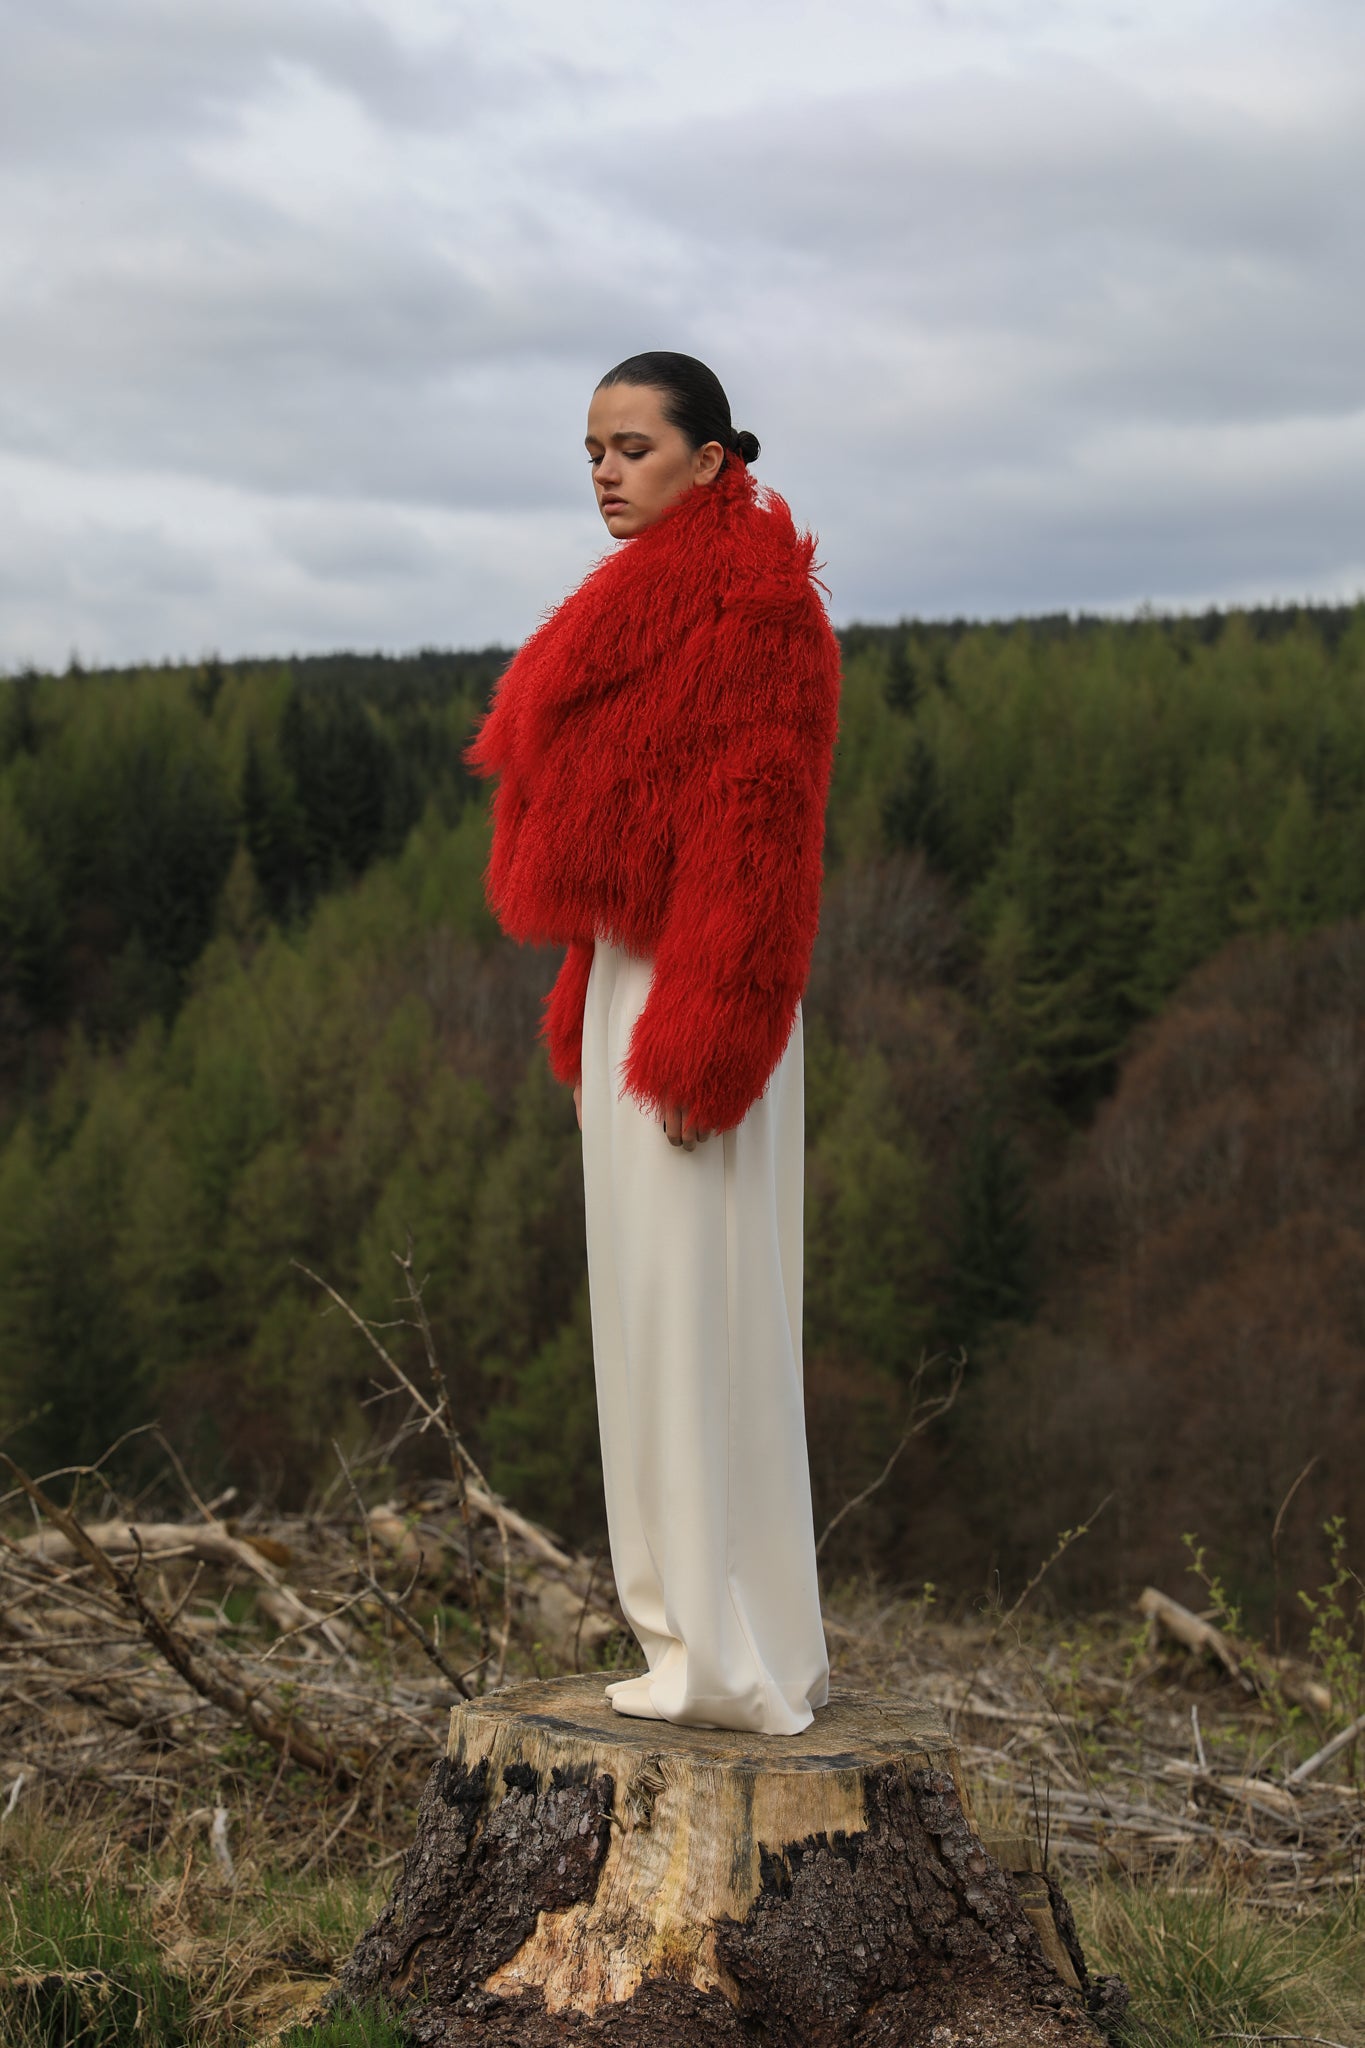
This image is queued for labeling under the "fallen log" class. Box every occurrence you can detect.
[338,1673,1120,2045]
[364,1501,619,1666]
[18,1518,357,1655]
[1137,1587,1332,1714]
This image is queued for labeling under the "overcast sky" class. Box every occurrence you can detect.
[2,0,1362,670]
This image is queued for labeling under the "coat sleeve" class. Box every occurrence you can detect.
[617,600,840,1135]
[540,936,595,1087]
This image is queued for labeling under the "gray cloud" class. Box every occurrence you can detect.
[0,0,1361,667]
[0,0,522,163]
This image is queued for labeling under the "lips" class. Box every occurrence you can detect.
[602,496,627,513]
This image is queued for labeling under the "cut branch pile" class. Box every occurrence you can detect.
[826,1590,1363,1904]
[1,1235,629,1843]
[0,1457,626,1825]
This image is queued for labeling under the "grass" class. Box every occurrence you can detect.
[1,1870,197,2047]
[277,2000,410,2045]
[1077,1875,1365,2047]
[6,1810,1360,2048]
[5,1846,1359,2048]
[0,1804,395,2047]
[3,1583,1362,2046]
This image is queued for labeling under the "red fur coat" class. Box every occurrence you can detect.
[462,456,842,1134]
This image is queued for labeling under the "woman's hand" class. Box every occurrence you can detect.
[661,1099,713,1151]
[573,1082,583,1130]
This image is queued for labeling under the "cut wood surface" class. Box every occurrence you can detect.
[340,1673,1119,2046]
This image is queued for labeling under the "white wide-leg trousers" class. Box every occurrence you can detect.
[579,935,830,1736]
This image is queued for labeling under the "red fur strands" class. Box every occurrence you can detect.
[463,457,842,1134]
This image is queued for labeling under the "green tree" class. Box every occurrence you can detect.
[468,1053,585,1400]
[0,782,67,1023]
[280,687,396,890]
[0,1071,147,1471]
[483,1282,604,1545]
[942,1102,1036,1354]
[1138,818,1242,1003]
[805,1046,934,1377]
[1250,774,1330,935]
[825,649,915,869]
[240,728,310,923]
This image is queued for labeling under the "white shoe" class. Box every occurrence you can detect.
[605,1671,662,1719]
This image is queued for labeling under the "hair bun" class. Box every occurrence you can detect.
[731,428,760,465]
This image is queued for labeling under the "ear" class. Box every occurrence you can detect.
[694,438,726,485]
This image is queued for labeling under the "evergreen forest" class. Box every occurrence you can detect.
[2,604,1363,1635]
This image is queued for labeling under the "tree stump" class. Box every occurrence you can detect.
[339,1674,1121,2046]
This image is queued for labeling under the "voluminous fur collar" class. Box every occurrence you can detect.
[465,455,817,774]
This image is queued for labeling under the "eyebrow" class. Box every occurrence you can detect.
[584,428,655,448]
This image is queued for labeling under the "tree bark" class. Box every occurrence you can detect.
[339,1674,1123,2046]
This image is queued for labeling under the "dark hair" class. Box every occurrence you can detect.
[596,350,760,466]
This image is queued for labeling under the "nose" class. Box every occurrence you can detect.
[595,449,623,490]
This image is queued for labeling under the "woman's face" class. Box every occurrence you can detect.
[584,382,725,538]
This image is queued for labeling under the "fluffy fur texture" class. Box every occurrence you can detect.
[463,456,842,1134]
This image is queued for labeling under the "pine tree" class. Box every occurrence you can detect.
[240,728,311,923]
[0,784,68,1023]
[1139,819,1242,1003]
[1251,774,1331,935]
[280,687,396,888]
[942,1103,1036,1354]
[804,1047,935,1378]
[482,1282,604,1545]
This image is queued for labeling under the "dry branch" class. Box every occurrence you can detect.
[17,1517,357,1656]
[1286,1709,1365,1787]
[1,1457,362,1783]
[292,1249,516,1686]
[1138,1586,1334,1713]
[1137,1586,1250,1683]
[816,1345,965,1557]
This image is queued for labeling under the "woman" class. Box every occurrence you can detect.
[464,351,841,1735]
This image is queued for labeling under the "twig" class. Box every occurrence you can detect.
[352,1550,471,1696]
[270,1678,436,1741]
[0,1455,360,1784]
[292,1789,363,1879]
[1286,1709,1365,1787]
[164,1559,206,1628]
[818,1433,914,1560]
[1004,1499,1114,1631]
[333,1442,472,1699]
[1271,1455,1319,1656]
[393,1243,513,1689]
[0,1423,162,1516]
[1191,1702,1207,1773]
[816,1347,964,1557]
[951,1499,1112,1738]
[256,1583,373,1663]
[151,1425,222,1527]
[17,1516,355,1658]
[394,1230,489,1658]
[291,1256,435,1415]
[294,1247,515,1690]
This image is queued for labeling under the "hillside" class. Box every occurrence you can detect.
[1,600,1363,1629]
